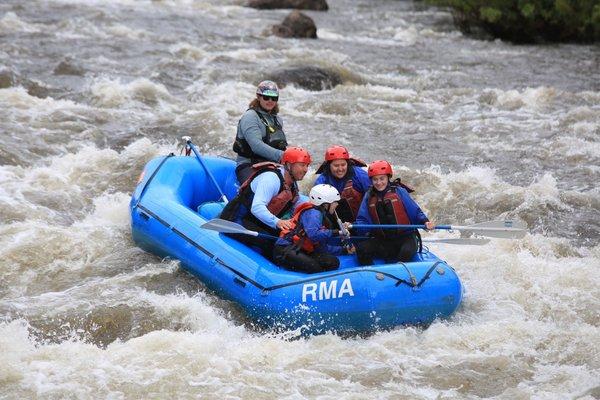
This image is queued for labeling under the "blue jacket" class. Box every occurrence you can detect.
[314,166,371,196]
[354,185,429,236]
[276,208,345,256]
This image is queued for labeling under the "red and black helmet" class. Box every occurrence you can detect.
[367,160,393,177]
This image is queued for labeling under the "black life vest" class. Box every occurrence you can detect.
[232,108,287,162]
[367,183,411,238]
[220,162,298,227]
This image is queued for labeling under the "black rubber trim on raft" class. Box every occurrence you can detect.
[132,153,174,210]
[265,261,443,292]
[136,203,267,291]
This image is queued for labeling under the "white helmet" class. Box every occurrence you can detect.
[309,184,341,206]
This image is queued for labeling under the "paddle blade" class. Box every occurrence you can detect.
[458,220,527,239]
[423,238,490,246]
[201,218,257,236]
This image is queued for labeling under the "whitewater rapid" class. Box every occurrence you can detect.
[0,0,598,398]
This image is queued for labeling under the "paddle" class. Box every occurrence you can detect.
[422,238,490,245]
[201,218,279,240]
[334,210,355,252]
[201,219,491,245]
[182,136,229,204]
[349,220,527,239]
[337,235,490,246]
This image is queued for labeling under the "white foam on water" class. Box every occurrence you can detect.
[0,86,79,111]
[486,86,558,111]
[0,139,168,297]
[169,42,208,61]
[319,18,456,48]
[105,23,149,40]
[76,192,131,228]
[0,12,42,34]
[89,77,179,110]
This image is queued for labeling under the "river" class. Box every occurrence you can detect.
[1,0,599,398]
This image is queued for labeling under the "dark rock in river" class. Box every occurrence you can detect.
[54,58,86,76]
[266,66,343,91]
[272,10,317,39]
[248,0,328,11]
[0,68,17,88]
[0,68,51,98]
[26,80,51,99]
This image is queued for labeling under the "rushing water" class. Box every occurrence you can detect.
[1,0,599,398]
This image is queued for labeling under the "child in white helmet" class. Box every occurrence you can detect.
[274,184,355,273]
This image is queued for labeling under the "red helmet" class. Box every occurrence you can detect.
[281,146,311,165]
[324,145,350,162]
[368,160,393,177]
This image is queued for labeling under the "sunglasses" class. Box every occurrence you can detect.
[261,95,279,102]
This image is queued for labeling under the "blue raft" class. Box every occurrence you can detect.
[129,154,463,334]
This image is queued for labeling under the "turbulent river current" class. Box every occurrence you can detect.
[1,0,599,398]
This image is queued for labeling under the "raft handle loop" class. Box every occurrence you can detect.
[394,261,445,288]
[399,262,417,286]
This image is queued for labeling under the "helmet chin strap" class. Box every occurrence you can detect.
[283,163,295,181]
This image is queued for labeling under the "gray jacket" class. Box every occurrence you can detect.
[234,108,286,165]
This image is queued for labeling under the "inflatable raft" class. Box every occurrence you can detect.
[129,153,463,334]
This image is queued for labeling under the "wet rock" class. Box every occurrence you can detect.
[0,68,17,88]
[248,0,328,11]
[272,10,317,39]
[53,58,85,76]
[26,80,51,98]
[266,66,342,91]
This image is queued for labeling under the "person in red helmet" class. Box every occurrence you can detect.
[314,145,370,222]
[232,80,288,184]
[220,147,311,259]
[353,160,434,265]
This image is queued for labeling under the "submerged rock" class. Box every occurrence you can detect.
[248,0,328,11]
[25,80,51,98]
[0,68,17,88]
[272,10,317,39]
[266,66,343,91]
[53,58,86,76]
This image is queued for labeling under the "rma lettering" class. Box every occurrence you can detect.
[302,279,354,302]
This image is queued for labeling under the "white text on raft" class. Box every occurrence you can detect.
[302,279,354,302]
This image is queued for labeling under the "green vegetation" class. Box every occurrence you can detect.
[427,0,600,43]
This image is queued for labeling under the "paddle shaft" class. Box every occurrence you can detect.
[186,139,229,204]
[350,224,525,234]
[201,219,489,245]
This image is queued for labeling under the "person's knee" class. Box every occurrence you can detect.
[320,254,339,271]
[398,241,417,262]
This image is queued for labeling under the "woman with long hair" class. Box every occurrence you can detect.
[232,80,288,183]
